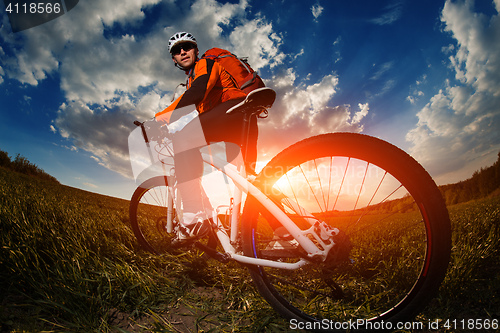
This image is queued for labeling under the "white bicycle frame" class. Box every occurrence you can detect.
[130,101,338,270]
[164,147,339,270]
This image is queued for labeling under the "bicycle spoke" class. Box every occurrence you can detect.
[144,187,166,207]
[299,163,323,213]
[351,162,369,214]
[130,178,177,254]
[242,132,451,326]
[333,157,348,211]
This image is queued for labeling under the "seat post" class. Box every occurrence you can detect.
[239,111,253,172]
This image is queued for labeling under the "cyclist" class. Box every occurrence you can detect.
[154,32,250,243]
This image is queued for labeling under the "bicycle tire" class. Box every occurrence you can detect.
[241,133,451,331]
[129,176,217,254]
[130,176,178,254]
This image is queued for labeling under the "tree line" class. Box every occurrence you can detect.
[1,148,498,206]
[0,149,59,183]
[439,152,500,206]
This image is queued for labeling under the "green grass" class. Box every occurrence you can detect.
[0,168,285,332]
[424,196,500,319]
[1,166,499,332]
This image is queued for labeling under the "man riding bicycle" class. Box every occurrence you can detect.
[154,32,256,243]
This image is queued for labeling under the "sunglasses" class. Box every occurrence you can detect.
[171,42,196,55]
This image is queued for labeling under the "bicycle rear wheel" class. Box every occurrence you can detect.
[241,133,451,330]
[130,176,219,254]
[130,176,179,254]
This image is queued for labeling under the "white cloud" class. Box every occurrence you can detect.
[311,3,324,20]
[82,182,99,189]
[0,0,288,178]
[370,61,394,81]
[53,98,137,177]
[292,49,305,62]
[228,18,285,69]
[259,70,367,157]
[406,90,424,105]
[1,0,367,180]
[353,103,369,124]
[370,1,403,25]
[406,0,500,182]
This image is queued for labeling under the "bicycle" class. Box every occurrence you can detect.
[128,87,451,331]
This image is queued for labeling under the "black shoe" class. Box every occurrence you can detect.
[171,212,210,246]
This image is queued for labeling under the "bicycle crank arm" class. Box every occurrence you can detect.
[193,241,231,263]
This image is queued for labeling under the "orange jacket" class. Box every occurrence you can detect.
[155,58,246,123]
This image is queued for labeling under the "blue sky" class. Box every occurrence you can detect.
[1,0,499,200]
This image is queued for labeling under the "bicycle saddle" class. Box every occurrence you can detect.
[226,87,276,115]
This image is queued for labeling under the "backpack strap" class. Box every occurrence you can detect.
[239,72,258,89]
[171,82,187,102]
[235,56,252,74]
[217,54,253,74]
[185,62,197,89]
[203,51,253,75]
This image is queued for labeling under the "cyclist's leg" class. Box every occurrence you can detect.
[172,139,210,218]
[199,99,244,141]
[199,98,256,171]
[172,98,245,218]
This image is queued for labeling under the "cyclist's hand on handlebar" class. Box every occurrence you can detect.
[144,118,170,141]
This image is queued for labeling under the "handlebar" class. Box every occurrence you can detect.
[134,118,171,144]
[135,120,150,144]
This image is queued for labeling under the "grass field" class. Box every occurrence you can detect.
[1,166,499,332]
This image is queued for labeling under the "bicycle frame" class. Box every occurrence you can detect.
[129,114,452,324]
[130,118,338,269]
[178,148,338,269]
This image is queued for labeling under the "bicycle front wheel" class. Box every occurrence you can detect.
[241,133,451,330]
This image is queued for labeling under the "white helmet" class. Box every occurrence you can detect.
[168,32,197,54]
